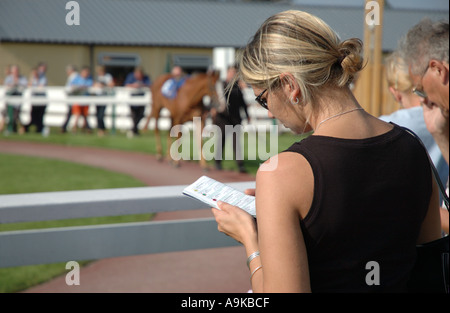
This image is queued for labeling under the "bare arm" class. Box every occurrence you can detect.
[212,153,313,292]
[255,153,313,292]
[440,207,449,235]
[417,175,443,244]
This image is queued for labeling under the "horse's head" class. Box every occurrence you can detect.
[175,70,221,110]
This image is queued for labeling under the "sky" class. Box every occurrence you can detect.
[292,0,449,11]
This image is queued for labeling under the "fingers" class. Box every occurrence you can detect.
[217,200,233,211]
[245,188,256,196]
[211,201,256,244]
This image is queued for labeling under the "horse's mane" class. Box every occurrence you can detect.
[184,72,207,84]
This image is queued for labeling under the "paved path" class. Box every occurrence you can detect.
[0,140,256,293]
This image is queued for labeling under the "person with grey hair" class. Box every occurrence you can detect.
[399,18,449,234]
[399,18,449,164]
[379,51,448,187]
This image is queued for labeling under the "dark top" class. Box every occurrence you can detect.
[284,125,432,292]
[219,81,249,125]
[123,72,151,87]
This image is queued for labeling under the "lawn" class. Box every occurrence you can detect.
[0,153,150,293]
[0,127,308,293]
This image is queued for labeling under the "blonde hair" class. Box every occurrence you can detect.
[238,10,364,105]
[384,51,413,92]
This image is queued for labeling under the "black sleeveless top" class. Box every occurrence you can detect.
[284,125,432,292]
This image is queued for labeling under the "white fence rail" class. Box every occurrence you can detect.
[0,86,156,132]
[0,86,281,133]
[0,182,255,268]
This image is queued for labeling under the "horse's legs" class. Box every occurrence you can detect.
[142,112,151,133]
[152,109,164,161]
[167,117,181,167]
[195,113,208,170]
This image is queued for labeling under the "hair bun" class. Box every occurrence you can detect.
[336,38,364,86]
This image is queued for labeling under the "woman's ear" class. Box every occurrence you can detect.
[279,72,301,104]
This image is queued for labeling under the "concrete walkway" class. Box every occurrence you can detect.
[0,140,256,293]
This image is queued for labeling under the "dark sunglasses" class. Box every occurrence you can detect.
[255,88,268,110]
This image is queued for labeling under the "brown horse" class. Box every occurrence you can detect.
[143,71,220,169]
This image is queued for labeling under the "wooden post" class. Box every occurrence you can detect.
[370,0,384,117]
[353,0,384,117]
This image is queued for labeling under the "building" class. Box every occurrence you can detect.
[0,0,448,87]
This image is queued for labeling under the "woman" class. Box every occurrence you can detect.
[212,10,441,293]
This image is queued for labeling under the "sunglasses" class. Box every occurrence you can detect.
[255,88,268,110]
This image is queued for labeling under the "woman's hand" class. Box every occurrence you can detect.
[245,188,256,196]
[212,201,257,246]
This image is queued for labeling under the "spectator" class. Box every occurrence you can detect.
[24,62,48,134]
[0,65,12,132]
[3,65,27,133]
[399,18,449,234]
[93,65,114,137]
[399,18,449,164]
[212,10,441,292]
[212,64,250,173]
[69,66,93,133]
[2,64,11,84]
[62,64,79,133]
[124,66,151,136]
[379,51,448,185]
[161,66,187,99]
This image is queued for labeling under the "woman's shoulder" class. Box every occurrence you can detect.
[257,152,314,216]
[258,151,310,177]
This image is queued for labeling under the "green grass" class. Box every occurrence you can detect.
[0,127,308,293]
[0,153,150,293]
[0,154,148,195]
[1,128,164,154]
[1,127,308,174]
[1,126,306,152]
[0,261,91,293]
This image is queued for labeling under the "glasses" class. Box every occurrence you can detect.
[412,65,429,99]
[255,88,268,110]
[412,86,427,99]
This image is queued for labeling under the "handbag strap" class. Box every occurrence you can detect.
[391,122,449,211]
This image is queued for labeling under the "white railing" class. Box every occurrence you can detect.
[0,86,285,133]
[0,86,155,133]
[0,182,254,268]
